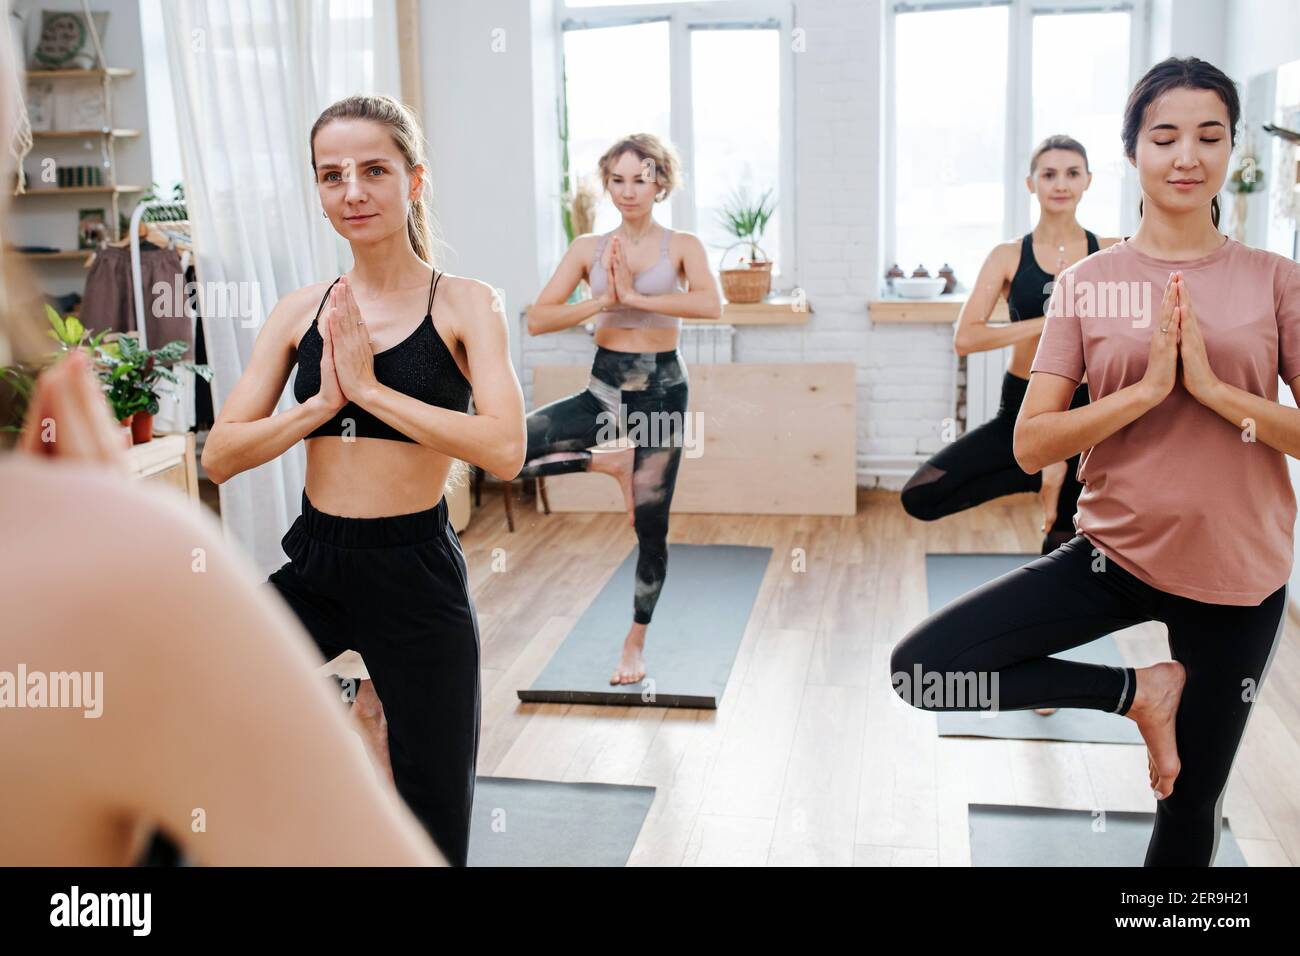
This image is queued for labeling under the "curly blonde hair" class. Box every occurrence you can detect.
[596,133,682,203]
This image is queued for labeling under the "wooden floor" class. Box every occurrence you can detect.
[456,480,1300,866]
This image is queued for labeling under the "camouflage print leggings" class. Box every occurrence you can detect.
[519,346,690,624]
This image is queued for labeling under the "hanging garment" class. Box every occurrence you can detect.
[81,243,193,357]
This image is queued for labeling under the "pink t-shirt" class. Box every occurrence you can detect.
[1031,236,1300,605]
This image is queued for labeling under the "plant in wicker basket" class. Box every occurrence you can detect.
[715,186,776,303]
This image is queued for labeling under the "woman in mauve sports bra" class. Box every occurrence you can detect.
[201,94,526,866]
[522,133,723,685]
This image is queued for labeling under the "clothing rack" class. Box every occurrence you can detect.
[129,199,192,351]
[128,199,200,433]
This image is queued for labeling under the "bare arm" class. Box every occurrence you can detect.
[345,279,526,479]
[619,232,722,320]
[1013,372,1162,474]
[200,287,342,484]
[526,236,614,335]
[1193,376,1300,459]
[953,243,1045,356]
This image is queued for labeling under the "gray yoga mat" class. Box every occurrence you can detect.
[468,777,655,867]
[968,804,1248,866]
[925,553,1143,744]
[519,543,772,709]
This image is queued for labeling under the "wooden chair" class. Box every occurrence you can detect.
[474,466,548,533]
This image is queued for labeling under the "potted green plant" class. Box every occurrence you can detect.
[716,187,776,304]
[1,305,110,436]
[95,333,212,445]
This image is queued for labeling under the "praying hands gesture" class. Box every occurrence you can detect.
[1140,270,1221,405]
[610,236,638,304]
[1172,273,1220,403]
[326,276,380,404]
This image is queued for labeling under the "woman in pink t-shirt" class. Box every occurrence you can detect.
[893,56,1300,867]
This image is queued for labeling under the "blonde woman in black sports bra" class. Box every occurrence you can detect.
[523,134,722,685]
[201,95,526,866]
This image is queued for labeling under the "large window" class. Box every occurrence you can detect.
[1029,8,1131,239]
[560,1,794,283]
[562,20,673,231]
[889,0,1143,293]
[893,3,1009,290]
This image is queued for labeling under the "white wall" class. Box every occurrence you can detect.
[420,0,560,380]
[1149,0,1227,64]
[1225,0,1300,80]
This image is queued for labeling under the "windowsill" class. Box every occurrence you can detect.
[696,296,812,325]
[870,293,1007,325]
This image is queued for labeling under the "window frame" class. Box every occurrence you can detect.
[883,0,1149,287]
[556,0,798,289]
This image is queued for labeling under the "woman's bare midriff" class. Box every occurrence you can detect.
[1005,333,1087,386]
[1006,335,1039,380]
[593,326,681,353]
[304,438,453,518]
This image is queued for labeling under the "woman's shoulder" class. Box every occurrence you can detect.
[663,226,704,251]
[429,272,506,323]
[1061,237,1128,281]
[573,231,610,255]
[1230,239,1300,280]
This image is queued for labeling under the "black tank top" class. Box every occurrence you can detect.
[1007,230,1100,322]
[293,269,471,442]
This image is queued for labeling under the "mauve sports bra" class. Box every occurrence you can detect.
[588,226,685,330]
[292,269,471,443]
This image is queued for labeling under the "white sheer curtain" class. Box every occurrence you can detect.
[161,0,400,575]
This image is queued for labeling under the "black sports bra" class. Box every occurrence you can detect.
[1007,230,1100,322]
[293,269,471,442]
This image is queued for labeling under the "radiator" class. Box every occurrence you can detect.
[679,323,735,364]
[963,346,1011,429]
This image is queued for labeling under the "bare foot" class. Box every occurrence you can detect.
[1038,460,1067,536]
[590,445,636,526]
[1034,707,1058,716]
[352,678,395,786]
[610,623,648,685]
[1125,661,1187,800]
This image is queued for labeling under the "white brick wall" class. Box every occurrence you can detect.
[518,0,958,490]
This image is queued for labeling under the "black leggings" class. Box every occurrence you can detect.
[518,346,690,625]
[267,490,481,866]
[902,371,1089,554]
[890,534,1287,866]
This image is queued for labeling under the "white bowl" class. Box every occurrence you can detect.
[893,277,947,299]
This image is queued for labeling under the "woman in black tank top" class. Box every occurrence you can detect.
[201,95,527,866]
[902,138,1118,573]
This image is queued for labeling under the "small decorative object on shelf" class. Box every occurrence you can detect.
[1225,131,1265,243]
[78,208,106,248]
[885,262,905,294]
[54,164,102,188]
[30,9,111,71]
[910,264,930,278]
[938,263,957,294]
